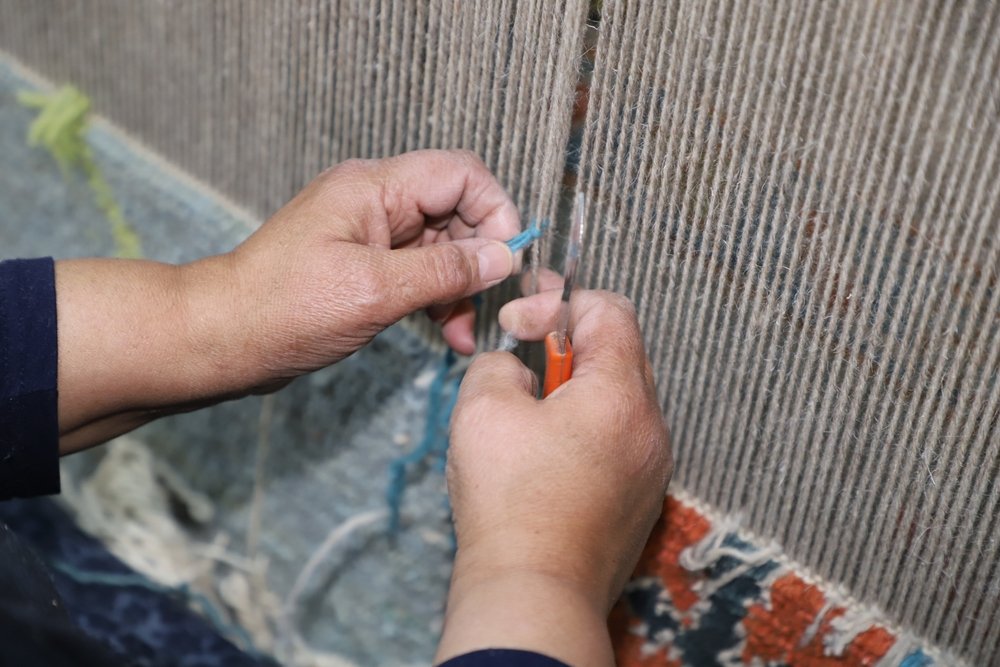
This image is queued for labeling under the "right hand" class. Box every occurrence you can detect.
[437,284,672,666]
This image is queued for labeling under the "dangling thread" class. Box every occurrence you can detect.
[386,349,461,533]
[506,218,550,252]
[384,217,550,535]
[497,331,519,352]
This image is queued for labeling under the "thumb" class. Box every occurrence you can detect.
[453,352,538,423]
[461,351,539,401]
[372,238,514,321]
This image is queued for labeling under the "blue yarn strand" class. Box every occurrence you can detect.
[386,348,460,533]
[900,651,933,667]
[506,219,550,252]
[386,248,525,535]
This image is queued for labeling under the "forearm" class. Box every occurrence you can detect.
[55,255,254,452]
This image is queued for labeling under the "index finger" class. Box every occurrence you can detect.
[376,149,521,247]
[499,289,651,385]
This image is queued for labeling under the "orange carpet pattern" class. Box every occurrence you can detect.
[609,496,933,667]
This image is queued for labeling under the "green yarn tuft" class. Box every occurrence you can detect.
[18,86,143,259]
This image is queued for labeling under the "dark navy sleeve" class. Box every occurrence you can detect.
[0,258,60,500]
[440,649,571,667]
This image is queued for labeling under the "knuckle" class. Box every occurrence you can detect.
[602,292,644,350]
[595,379,660,432]
[611,395,672,483]
[520,364,540,396]
[615,391,647,430]
[581,386,632,434]
[606,291,638,320]
[324,158,372,182]
[465,352,497,378]
[579,291,645,362]
[430,244,475,292]
[381,177,406,219]
[346,259,388,313]
[451,388,497,435]
[643,359,655,384]
[460,353,521,402]
[450,148,485,168]
[466,351,509,383]
[648,417,674,488]
[585,290,637,326]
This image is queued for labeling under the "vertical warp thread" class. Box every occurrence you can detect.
[573,2,999,663]
[0,1,997,662]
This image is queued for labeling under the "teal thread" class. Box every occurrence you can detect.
[506,219,550,252]
[900,650,933,667]
[386,348,463,533]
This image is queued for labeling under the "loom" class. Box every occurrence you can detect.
[0,1,997,665]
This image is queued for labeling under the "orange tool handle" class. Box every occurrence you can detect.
[543,331,574,397]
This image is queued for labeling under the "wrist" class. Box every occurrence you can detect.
[54,254,281,451]
[437,561,613,667]
[177,252,275,398]
[450,523,621,611]
[55,257,241,448]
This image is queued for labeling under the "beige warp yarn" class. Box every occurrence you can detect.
[1,1,997,663]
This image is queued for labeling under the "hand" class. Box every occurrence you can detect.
[213,149,520,385]
[436,282,672,666]
[55,150,519,450]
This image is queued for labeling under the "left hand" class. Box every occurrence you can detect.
[56,150,519,449]
[197,149,520,389]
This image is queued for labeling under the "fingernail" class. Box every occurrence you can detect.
[477,242,514,285]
